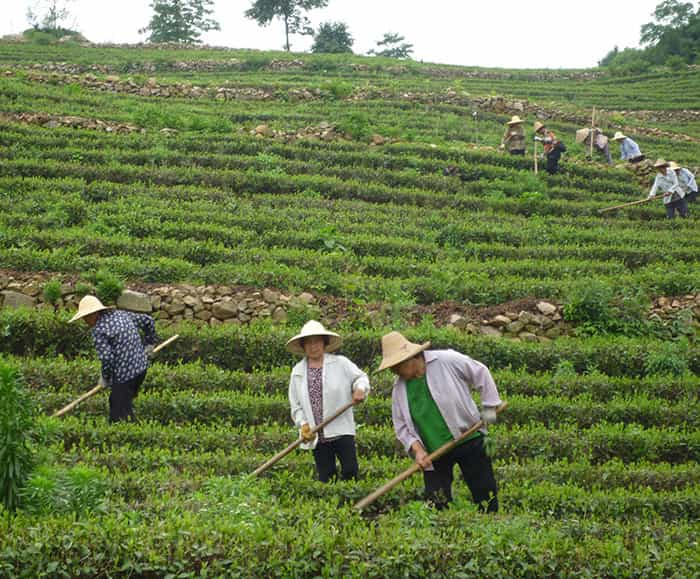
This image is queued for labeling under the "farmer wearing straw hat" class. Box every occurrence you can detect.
[612,132,645,163]
[534,121,566,175]
[648,159,688,219]
[287,320,370,482]
[576,127,612,164]
[69,295,159,422]
[501,115,526,155]
[377,331,502,512]
[670,161,698,203]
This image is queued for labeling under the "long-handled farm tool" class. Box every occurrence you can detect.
[52,334,180,418]
[354,401,507,511]
[253,400,356,476]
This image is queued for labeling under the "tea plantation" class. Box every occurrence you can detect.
[0,43,699,577]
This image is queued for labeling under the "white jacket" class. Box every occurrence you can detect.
[288,353,370,449]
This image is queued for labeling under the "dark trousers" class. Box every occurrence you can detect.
[509,149,525,156]
[545,158,560,174]
[312,435,358,483]
[109,371,146,423]
[665,197,689,219]
[629,155,646,163]
[423,436,498,512]
[686,190,697,203]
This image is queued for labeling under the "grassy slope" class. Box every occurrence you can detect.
[0,42,698,576]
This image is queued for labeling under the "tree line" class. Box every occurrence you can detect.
[22,0,414,59]
[600,0,700,74]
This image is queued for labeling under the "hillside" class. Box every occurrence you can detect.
[0,43,699,577]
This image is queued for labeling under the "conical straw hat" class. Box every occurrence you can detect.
[69,295,112,323]
[654,158,670,168]
[376,331,431,372]
[612,131,627,141]
[668,161,681,170]
[286,320,342,356]
[575,128,590,144]
[533,121,545,132]
[507,115,524,125]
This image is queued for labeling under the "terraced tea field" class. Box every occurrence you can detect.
[0,43,699,577]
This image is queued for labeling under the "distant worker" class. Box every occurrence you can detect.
[534,121,566,175]
[576,127,612,164]
[501,115,526,155]
[612,132,645,163]
[648,159,688,219]
[670,161,697,203]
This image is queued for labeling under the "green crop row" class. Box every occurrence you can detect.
[55,417,700,465]
[10,355,698,401]
[2,309,699,377]
[34,387,700,431]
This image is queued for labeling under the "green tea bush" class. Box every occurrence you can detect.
[41,279,62,307]
[644,340,689,377]
[563,279,614,333]
[92,269,124,305]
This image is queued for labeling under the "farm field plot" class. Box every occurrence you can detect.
[0,43,699,577]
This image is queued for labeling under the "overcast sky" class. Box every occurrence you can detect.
[0,0,664,68]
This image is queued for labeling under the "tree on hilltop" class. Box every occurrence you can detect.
[245,0,329,52]
[312,21,353,53]
[140,0,220,44]
[599,0,700,69]
[367,32,414,59]
[26,0,74,33]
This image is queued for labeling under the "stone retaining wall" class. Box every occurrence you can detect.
[1,272,699,341]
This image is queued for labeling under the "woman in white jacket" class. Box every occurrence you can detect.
[287,320,370,482]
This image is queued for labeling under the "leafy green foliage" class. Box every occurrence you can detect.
[0,363,35,514]
[140,0,220,44]
[42,279,62,306]
[312,21,354,54]
[19,464,109,516]
[245,0,329,51]
[92,270,124,305]
[368,32,414,59]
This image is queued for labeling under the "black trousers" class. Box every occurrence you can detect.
[665,197,689,219]
[422,436,498,512]
[109,371,146,423]
[311,435,358,483]
[546,157,560,175]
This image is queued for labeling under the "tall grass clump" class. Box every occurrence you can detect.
[0,362,35,515]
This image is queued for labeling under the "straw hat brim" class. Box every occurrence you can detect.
[286,331,342,356]
[612,133,626,141]
[507,118,524,125]
[668,162,681,170]
[68,304,113,323]
[376,340,431,373]
[654,159,669,168]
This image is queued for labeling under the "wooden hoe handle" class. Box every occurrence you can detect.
[354,402,508,511]
[51,334,180,418]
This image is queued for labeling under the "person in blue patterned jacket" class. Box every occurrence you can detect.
[70,295,159,422]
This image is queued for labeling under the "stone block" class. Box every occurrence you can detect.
[212,301,238,320]
[480,325,502,338]
[1,291,36,309]
[117,290,152,313]
[536,301,557,315]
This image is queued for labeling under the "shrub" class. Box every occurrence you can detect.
[337,112,371,141]
[92,270,124,305]
[0,362,35,514]
[42,279,62,306]
[644,340,689,377]
[20,464,109,517]
[563,280,614,330]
